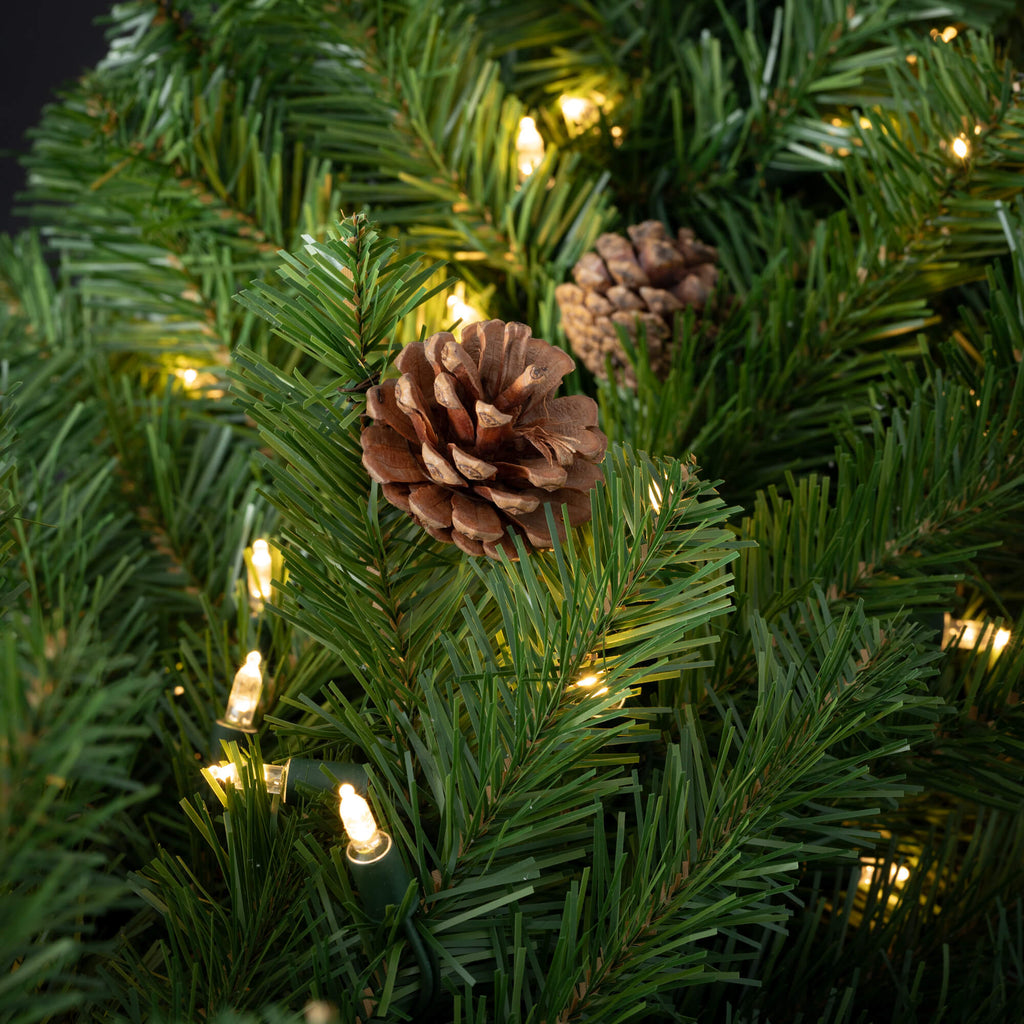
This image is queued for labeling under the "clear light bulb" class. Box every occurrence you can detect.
[951,134,970,160]
[224,650,263,728]
[248,539,273,604]
[206,760,286,794]
[516,116,545,178]
[339,783,383,854]
[207,762,238,786]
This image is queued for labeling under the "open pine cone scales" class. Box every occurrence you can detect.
[361,319,607,558]
[555,220,719,386]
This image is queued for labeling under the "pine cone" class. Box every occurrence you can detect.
[360,319,607,558]
[555,220,719,386]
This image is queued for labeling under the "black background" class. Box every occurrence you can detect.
[1,1,111,235]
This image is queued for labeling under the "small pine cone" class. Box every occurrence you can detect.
[360,319,607,558]
[555,220,719,386]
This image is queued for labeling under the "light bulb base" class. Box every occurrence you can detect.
[345,832,414,921]
[284,760,368,803]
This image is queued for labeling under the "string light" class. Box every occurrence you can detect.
[575,671,609,697]
[223,651,263,729]
[858,858,911,888]
[247,539,274,609]
[516,116,545,178]
[573,667,628,711]
[942,613,1011,654]
[649,472,681,513]
[559,92,604,133]
[207,760,287,794]
[205,756,368,802]
[648,479,670,512]
[336,787,434,1006]
[446,287,484,326]
[951,134,970,160]
[930,25,958,43]
[172,365,224,397]
[340,783,385,856]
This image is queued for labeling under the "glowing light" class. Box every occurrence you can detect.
[224,650,263,729]
[648,480,665,512]
[575,672,609,697]
[559,92,604,132]
[446,289,484,326]
[247,539,273,606]
[339,783,383,854]
[516,116,545,178]
[560,96,591,123]
[974,124,982,135]
[207,762,238,786]
[930,25,958,43]
[206,760,286,794]
[172,365,225,398]
[858,859,911,888]
[951,134,970,159]
[943,613,1011,654]
[858,116,873,129]
[830,117,843,127]
[173,684,185,696]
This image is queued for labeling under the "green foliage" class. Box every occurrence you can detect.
[5,0,1024,1022]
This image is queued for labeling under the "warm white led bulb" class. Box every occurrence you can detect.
[207,762,239,786]
[516,116,545,178]
[224,650,263,728]
[248,539,273,603]
[951,134,969,160]
[446,291,483,325]
[339,783,383,854]
[858,858,911,888]
[206,760,286,794]
[560,96,590,123]
[575,672,609,696]
[559,92,605,132]
[648,481,664,512]
[943,613,1011,654]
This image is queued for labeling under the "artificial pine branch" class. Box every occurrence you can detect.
[6,1,1024,1021]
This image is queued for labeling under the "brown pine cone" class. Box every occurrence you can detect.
[360,319,607,558]
[555,220,719,386]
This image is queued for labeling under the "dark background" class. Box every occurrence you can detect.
[1,1,111,235]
